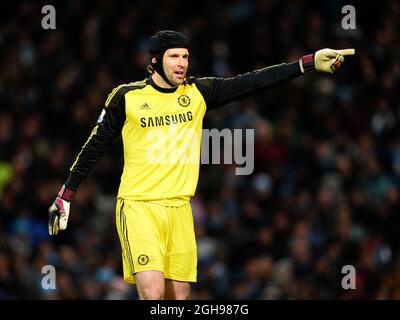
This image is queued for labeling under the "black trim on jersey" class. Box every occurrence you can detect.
[148,76,178,93]
[120,200,135,276]
[65,83,146,190]
[117,201,127,271]
[195,61,302,110]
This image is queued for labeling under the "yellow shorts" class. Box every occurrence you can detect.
[115,198,197,284]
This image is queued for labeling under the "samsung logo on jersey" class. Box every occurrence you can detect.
[140,111,193,128]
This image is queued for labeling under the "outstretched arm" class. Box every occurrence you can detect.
[196,61,301,110]
[48,86,127,235]
[196,48,355,110]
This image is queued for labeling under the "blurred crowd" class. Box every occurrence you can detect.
[1,0,400,299]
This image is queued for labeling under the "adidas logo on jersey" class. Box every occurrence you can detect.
[140,103,150,110]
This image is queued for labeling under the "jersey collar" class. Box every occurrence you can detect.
[148,77,178,93]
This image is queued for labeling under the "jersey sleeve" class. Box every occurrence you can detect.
[65,86,127,191]
[195,61,302,110]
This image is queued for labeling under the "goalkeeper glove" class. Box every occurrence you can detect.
[301,48,355,73]
[48,185,75,236]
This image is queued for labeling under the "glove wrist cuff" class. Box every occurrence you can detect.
[58,184,75,202]
[302,54,315,72]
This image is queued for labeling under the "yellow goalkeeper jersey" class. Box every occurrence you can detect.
[66,62,302,205]
[116,78,206,204]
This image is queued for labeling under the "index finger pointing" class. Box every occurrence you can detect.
[337,48,355,56]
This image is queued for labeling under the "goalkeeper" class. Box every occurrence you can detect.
[48,30,354,300]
